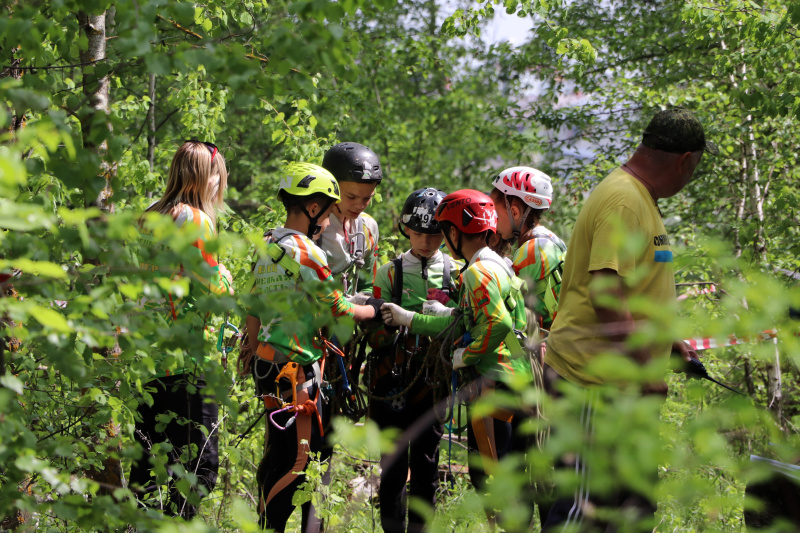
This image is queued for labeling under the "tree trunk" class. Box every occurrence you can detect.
[147,73,157,198]
[766,338,783,427]
[738,56,783,427]
[77,10,114,212]
[77,9,123,493]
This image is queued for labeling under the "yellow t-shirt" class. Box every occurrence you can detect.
[546,168,677,386]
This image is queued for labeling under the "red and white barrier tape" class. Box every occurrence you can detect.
[682,329,799,351]
[677,284,717,302]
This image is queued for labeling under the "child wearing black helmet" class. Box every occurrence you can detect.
[381,190,533,531]
[316,142,383,296]
[369,188,460,533]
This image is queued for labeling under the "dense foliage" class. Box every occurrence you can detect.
[2,0,800,531]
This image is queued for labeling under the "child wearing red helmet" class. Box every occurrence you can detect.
[381,189,532,529]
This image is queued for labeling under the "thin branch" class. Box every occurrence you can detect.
[1,59,105,71]
[245,53,269,63]
[157,14,202,39]
[37,402,97,442]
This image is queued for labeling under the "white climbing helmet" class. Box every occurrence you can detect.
[492,166,553,210]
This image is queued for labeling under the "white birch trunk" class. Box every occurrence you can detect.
[78,11,113,211]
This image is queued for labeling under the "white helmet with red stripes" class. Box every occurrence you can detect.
[492,166,553,210]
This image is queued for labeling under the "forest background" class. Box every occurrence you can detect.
[2,0,800,531]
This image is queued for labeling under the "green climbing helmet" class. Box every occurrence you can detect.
[280,163,341,201]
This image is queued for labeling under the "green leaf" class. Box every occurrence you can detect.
[0,259,66,279]
[30,305,71,333]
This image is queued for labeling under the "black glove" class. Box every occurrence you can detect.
[365,297,385,321]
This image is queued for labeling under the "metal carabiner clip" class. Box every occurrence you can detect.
[216,320,240,371]
[348,230,367,268]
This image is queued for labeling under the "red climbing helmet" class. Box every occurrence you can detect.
[435,189,497,234]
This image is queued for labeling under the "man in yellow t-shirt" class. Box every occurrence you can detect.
[541,109,717,531]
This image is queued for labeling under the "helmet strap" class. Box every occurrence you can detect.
[444,227,464,261]
[505,196,520,240]
[398,223,410,239]
[302,199,333,238]
[518,206,532,240]
[505,195,531,242]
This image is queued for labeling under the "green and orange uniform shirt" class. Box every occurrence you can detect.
[371,250,461,348]
[512,226,567,329]
[250,228,356,365]
[410,247,530,383]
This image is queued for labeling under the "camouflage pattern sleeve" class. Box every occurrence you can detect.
[461,261,513,374]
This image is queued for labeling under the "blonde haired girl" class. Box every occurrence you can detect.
[148,140,228,226]
[130,140,233,519]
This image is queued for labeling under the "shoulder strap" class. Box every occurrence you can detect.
[265,236,304,281]
[531,230,566,281]
[391,256,403,305]
[532,229,567,253]
[441,254,452,296]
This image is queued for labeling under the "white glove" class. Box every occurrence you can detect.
[381,303,415,328]
[347,292,371,306]
[452,348,467,370]
[422,299,455,317]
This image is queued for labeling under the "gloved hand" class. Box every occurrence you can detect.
[381,303,415,327]
[347,292,372,306]
[364,297,385,320]
[452,348,467,370]
[422,299,454,317]
[427,288,451,305]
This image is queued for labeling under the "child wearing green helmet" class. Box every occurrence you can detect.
[368,187,461,533]
[241,162,384,533]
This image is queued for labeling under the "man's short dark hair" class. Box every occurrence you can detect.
[642,108,718,155]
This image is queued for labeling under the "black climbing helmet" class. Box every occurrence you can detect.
[322,142,383,183]
[399,188,447,236]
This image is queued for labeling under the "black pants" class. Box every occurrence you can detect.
[540,366,658,532]
[254,359,330,533]
[129,374,219,519]
[370,361,443,533]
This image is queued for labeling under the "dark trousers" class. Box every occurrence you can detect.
[129,374,219,520]
[370,366,443,533]
[254,359,330,533]
[540,365,657,532]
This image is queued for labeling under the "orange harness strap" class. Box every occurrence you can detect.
[291,399,324,436]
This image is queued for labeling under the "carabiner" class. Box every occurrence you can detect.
[275,361,300,407]
[269,406,297,430]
